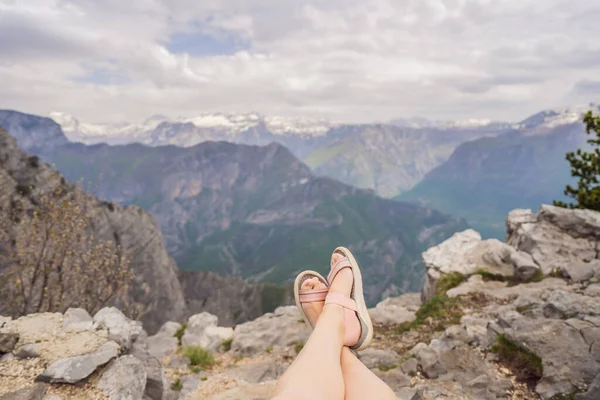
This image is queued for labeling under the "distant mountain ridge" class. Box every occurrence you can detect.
[48,111,513,198]
[398,103,600,239]
[0,110,467,305]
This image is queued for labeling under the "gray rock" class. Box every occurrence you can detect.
[0,332,19,353]
[94,307,142,352]
[503,317,600,399]
[181,312,233,351]
[543,290,600,319]
[569,260,600,282]
[146,323,179,359]
[62,308,93,331]
[98,355,147,400]
[411,343,445,379]
[372,368,411,392]
[358,348,400,370]
[180,374,205,397]
[0,383,46,400]
[14,344,39,359]
[167,355,190,369]
[396,387,422,400]
[36,341,119,383]
[510,251,540,281]
[507,205,599,275]
[231,306,311,356]
[224,360,285,383]
[401,358,418,375]
[368,293,421,326]
[0,353,15,362]
[129,332,167,400]
[576,372,600,400]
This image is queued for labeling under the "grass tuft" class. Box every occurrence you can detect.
[182,346,216,369]
[295,342,304,354]
[527,269,545,283]
[394,294,464,334]
[474,268,507,282]
[491,334,542,382]
[435,272,465,296]
[173,324,187,346]
[377,364,398,372]
[171,379,182,391]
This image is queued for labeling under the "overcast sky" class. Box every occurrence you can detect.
[0,0,599,123]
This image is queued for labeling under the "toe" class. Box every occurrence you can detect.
[331,252,344,268]
[301,277,317,291]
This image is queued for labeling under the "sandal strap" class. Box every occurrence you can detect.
[326,257,352,284]
[324,292,358,312]
[299,289,329,303]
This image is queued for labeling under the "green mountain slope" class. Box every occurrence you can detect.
[398,124,585,239]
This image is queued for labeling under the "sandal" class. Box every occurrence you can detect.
[325,247,373,351]
[294,270,329,329]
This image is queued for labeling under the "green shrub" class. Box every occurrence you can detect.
[491,334,542,382]
[220,338,232,352]
[435,273,465,296]
[474,269,507,282]
[394,294,463,335]
[173,324,187,346]
[377,364,398,372]
[182,346,215,369]
[294,342,304,354]
[171,379,182,391]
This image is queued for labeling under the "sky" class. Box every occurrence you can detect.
[0,0,599,124]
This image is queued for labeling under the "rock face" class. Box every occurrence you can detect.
[232,306,311,356]
[97,356,147,400]
[0,128,186,333]
[422,229,539,301]
[417,205,600,399]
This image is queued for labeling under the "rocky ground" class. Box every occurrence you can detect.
[1,204,600,399]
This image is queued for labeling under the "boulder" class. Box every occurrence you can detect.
[0,383,46,400]
[181,313,233,351]
[358,348,400,370]
[62,308,93,331]
[0,332,19,353]
[97,355,147,400]
[576,372,600,400]
[14,344,40,359]
[422,230,532,301]
[502,316,600,399]
[368,293,421,326]
[93,307,142,352]
[396,387,422,400]
[543,290,600,319]
[129,335,167,400]
[371,368,411,393]
[231,306,311,356]
[506,205,599,275]
[146,322,181,358]
[400,358,418,375]
[179,374,205,397]
[36,341,119,383]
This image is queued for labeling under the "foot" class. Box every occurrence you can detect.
[300,277,327,326]
[328,252,354,299]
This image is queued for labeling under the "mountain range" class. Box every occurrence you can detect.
[398,105,599,238]
[0,110,467,304]
[48,112,510,197]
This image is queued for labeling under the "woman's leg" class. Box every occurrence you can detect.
[341,347,397,400]
[272,267,354,400]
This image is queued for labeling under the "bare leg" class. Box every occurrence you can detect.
[272,267,353,400]
[273,252,396,400]
[341,347,397,400]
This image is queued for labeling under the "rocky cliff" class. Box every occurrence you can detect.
[0,127,187,333]
[2,204,599,399]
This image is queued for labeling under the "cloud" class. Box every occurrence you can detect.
[0,0,599,123]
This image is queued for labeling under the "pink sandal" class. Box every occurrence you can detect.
[294,270,329,329]
[325,247,373,351]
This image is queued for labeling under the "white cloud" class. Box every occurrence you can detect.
[0,0,599,123]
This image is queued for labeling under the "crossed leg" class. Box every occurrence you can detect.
[272,253,396,400]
